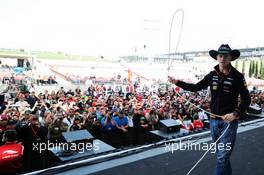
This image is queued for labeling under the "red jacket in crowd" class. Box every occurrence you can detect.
[189,120,204,130]
[0,142,24,173]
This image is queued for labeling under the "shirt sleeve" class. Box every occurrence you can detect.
[176,72,212,92]
[236,75,251,113]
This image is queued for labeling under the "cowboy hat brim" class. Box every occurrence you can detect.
[209,49,240,61]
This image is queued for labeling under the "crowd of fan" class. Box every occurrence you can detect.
[0,82,263,173]
[250,90,264,108]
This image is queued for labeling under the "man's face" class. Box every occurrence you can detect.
[74,120,80,124]
[31,118,39,126]
[217,54,232,67]
[69,110,74,115]
[19,97,25,102]
[101,109,106,115]
[119,114,124,118]
[138,109,143,115]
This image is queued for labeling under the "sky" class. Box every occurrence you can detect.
[0,0,264,56]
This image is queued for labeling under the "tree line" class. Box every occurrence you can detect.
[234,59,264,79]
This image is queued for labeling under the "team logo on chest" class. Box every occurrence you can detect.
[223,77,233,92]
[212,81,218,90]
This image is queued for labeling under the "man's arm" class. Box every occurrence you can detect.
[223,75,251,122]
[236,75,251,115]
[168,72,212,92]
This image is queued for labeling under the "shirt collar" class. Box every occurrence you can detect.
[214,64,233,77]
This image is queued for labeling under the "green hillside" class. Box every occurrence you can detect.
[0,48,102,61]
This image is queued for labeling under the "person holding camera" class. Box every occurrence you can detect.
[82,111,101,139]
[48,113,68,142]
[100,110,117,147]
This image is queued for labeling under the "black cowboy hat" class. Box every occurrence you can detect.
[209,44,240,61]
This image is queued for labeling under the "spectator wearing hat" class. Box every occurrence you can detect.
[0,129,24,175]
[169,44,251,175]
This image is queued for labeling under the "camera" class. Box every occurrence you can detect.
[91,112,97,118]
[7,119,17,125]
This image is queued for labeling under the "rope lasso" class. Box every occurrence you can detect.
[173,88,222,118]
[167,9,184,78]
